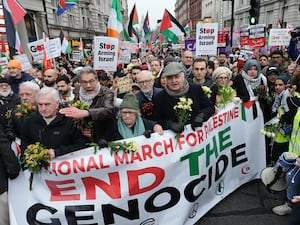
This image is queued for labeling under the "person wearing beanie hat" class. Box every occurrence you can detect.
[7,60,34,94]
[164,55,176,68]
[210,67,236,105]
[117,93,163,139]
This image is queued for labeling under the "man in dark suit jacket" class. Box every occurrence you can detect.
[136,70,162,121]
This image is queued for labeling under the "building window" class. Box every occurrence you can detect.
[24,12,37,42]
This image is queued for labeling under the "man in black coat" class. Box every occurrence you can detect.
[136,70,162,121]
[20,87,87,159]
[153,62,215,133]
[0,126,20,225]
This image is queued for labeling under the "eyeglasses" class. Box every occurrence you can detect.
[217,77,229,80]
[81,79,96,86]
[137,79,152,85]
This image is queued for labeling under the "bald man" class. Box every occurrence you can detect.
[43,69,58,88]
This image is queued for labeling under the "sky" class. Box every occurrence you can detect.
[127,0,176,29]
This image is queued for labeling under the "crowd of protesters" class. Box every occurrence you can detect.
[1,30,300,224]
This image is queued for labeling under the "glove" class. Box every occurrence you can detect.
[97,138,108,149]
[168,121,184,133]
[191,113,205,131]
[143,130,152,138]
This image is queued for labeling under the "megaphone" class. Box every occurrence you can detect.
[261,167,288,192]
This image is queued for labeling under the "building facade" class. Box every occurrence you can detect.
[176,0,300,36]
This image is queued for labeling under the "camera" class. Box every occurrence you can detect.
[291,26,300,38]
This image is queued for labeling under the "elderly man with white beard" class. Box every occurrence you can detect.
[0,77,19,129]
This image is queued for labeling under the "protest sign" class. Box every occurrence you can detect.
[13,54,32,71]
[118,41,131,64]
[94,36,118,71]
[268,29,291,46]
[248,24,266,49]
[9,102,265,225]
[195,23,218,56]
[27,39,44,63]
[44,38,61,60]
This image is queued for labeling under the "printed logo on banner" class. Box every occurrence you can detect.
[189,203,199,218]
[215,180,225,195]
[241,164,254,174]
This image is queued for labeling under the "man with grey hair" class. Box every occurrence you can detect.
[20,87,87,158]
[136,70,162,120]
[59,66,118,145]
[6,81,40,141]
[153,62,215,133]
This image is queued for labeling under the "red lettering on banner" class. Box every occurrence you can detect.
[46,179,80,201]
[58,161,71,175]
[142,144,153,159]
[128,167,165,196]
[213,116,218,129]
[83,172,121,199]
[186,133,197,146]
[177,134,185,150]
[197,129,204,143]
[153,141,163,157]
[164,138,175,154]
[114,152,129,166]
[130,151,143,163]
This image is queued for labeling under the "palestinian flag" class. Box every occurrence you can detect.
[124,4,139,43]
[57,0,79,16]
[143,11,151,41]
[159,9,186,44]
[60,28,71,54]
[184,20,192,31]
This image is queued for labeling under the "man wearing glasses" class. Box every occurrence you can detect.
[136,70,162,121]
[60,66,118,144]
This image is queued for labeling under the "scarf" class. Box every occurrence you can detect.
[79,83,101,107]
[165,79,189,98]
[272,89,289,114]
[117,116,145,139]
[241,71,267,97]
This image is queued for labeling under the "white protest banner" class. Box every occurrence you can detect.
[13,54,32,71]
[45,38,61,60]
[9,102,266,225]
[27,39,44,63]
[94,36,118,71]
[195,23,218,56]
[268,29,291,46]
[118,41,131,64]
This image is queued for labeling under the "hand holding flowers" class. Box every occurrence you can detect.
[22,142,51,191]
[108,140,138,154]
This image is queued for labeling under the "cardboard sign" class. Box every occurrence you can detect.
[240,25,250,48]
[45,38,61,59]
[237,49,254,68]
[117,76,132,94]
[94,36,118,71]
[195,23,218,56]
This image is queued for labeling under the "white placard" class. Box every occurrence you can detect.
[72,50,82,62]
[44,38,61,60]
[195,23,218,56]
[118,41,131,64]
[27,39,44,63]
[93,36,118,71]
[13,54,32,71]
[268,29,291,46]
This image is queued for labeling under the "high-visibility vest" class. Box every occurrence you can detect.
[275,106,290,143]
[289,92,300,156]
